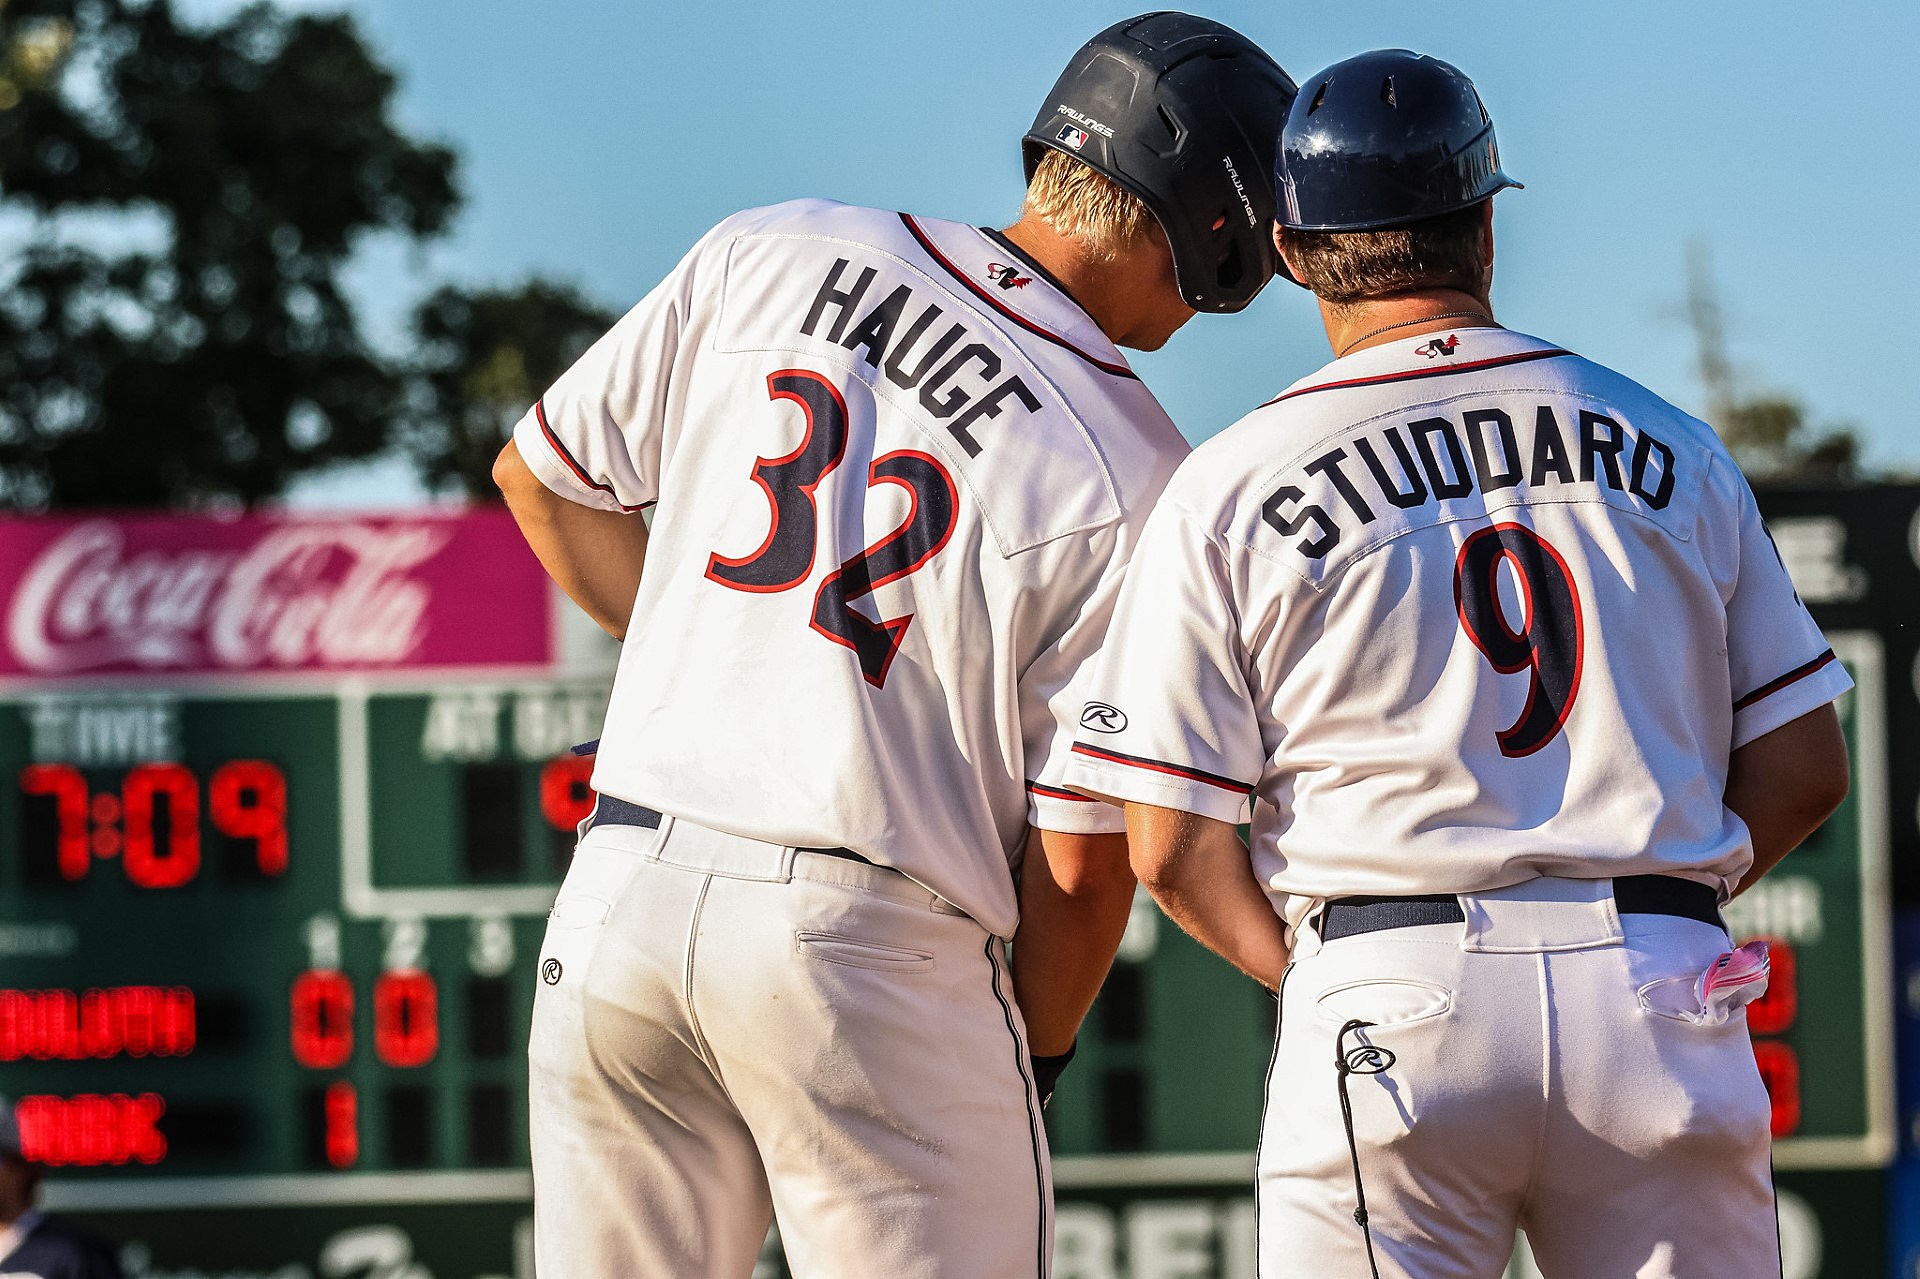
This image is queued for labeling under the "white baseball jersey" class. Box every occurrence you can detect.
[513,199,1186,937]
[1063,326,1850,933]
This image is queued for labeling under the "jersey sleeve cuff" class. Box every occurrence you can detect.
[511,404,652,514]
[1731,651,1853,750]
[1062,748,1252,826]
[1027,783,1127,835]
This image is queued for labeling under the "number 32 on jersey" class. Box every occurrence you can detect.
[704,369,959,688]
[1453,522,1585,757]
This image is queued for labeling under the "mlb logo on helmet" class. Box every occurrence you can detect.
[1055,123,1089,150]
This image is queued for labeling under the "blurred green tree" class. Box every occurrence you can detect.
[404,279,615,500]
[0,0,459,508]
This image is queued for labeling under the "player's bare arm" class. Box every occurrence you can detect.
[1725,702,1849,897]
[1124,803,1290,990]
[1010,827,1137,1057]
[493,439,648,640]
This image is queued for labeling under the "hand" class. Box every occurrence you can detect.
[1031,1041,1077,1109]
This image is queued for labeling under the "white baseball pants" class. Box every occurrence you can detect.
[1259,877,1780,1279]
[528,812,1052,1278]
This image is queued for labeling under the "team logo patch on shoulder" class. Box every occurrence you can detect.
[1416,334,1461,359]
[1055,123,1090,151]
[986,262,1031,290]
[1080,702,1128,733]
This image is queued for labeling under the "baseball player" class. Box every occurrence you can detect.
[493,15,1296,1278]
[1064,49,1850,1279]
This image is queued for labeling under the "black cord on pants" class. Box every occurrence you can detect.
[1335,1019,1395,1279]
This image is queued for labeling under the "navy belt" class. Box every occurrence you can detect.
[1316,875,1723,943]
[584,796,873,865]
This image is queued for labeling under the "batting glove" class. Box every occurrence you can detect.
[1031,1042,1077,1110]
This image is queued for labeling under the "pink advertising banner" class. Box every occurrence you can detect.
[0,510,554,679]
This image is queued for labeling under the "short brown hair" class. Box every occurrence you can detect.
[1022,149,1156,260]
[1281,203,1489,304]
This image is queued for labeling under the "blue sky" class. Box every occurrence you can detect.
[197,0,1920,504]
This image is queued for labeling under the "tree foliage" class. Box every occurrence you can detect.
[404,279,614,500]
[0,0,459,508]
[1714,395,1860,485]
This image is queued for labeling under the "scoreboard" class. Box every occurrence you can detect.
[0,681,605,1179]
[0,499,1900,1279]
[0,511,599,1215]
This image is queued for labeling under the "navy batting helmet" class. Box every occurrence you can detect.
[1023,13,1297,313]
[1276,49,1520,232]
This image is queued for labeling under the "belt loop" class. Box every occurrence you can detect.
[645,812,676,859]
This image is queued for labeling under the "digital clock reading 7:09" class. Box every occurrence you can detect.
[18,760,288,886]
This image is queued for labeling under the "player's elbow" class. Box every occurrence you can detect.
[1122,802,1199,898]
[1128,841,1183,900]
[493,440,548,510]
[1034,830,1135,901]
[1060,845,1138,902]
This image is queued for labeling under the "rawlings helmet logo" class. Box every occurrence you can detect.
[986,263,1031,290]
[1416,335,1461,359]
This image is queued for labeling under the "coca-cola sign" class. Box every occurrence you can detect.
[0,512,554,677]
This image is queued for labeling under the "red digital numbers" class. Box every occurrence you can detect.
[122,762,200,888]
[1745,937,1796,1037]
[18,759,289,886]
[1744,937,1799,1138]
[1753,1040,1802,1138]
[15,1093,167,1166]
[324,1081,359,1168]
[210,760,289,875]
[294,969,440,1072]
[19,764,88,880]
[540,755,597,832]
[374,971,440,1068]
[290,971,354,1070]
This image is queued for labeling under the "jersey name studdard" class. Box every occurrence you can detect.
[1262,400,1679,561]
[799,257,1042,459]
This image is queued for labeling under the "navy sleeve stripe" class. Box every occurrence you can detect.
[1068,742,1253,795]
[1733,649,1839,713]
[535,400,653,513]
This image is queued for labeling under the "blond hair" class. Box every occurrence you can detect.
[1021,149,1156,260]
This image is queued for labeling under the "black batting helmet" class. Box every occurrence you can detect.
[1023,13,1297,314]
[1276,49,1521,232]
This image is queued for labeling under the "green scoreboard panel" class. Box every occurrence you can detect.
[0,679,606,1184]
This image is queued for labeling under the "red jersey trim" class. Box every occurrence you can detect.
[1259,347,1571,408]
[1027,779,1097,803]
[897,213,1139,380]
[535,400,653,513]
[1733,649,1839,713]
[1069,743,1253,795]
